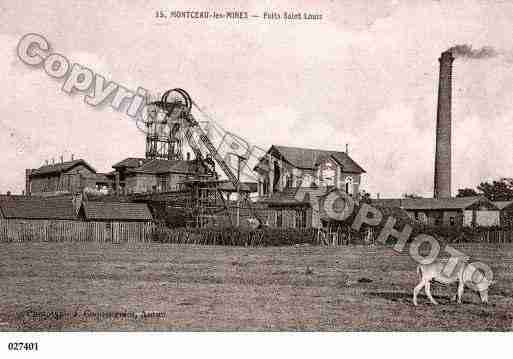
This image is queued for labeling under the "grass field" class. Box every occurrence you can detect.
[0,242,511,331]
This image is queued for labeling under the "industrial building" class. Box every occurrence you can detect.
[255,145,365,197]
[372,49,510,228]
[253,145,366,228]
[18,48,512,231]
[25,159,111,196]
[110,157,214,194]
[78,202,153,223]
[372,196,500,227]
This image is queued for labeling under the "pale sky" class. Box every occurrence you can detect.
[1,0,513,197]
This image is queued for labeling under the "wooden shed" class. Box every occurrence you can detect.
[0,195,77,220]
[79,202,153,223]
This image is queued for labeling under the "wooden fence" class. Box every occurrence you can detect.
[474,229,513,243]
[316,227,513,246]
[1,219,513,245]
[0,220,153,243]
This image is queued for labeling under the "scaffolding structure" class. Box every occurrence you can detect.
[138,88,261,228]
[181,179,232,227]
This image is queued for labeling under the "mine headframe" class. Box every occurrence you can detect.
[143,89,192,160]
[149,88,263,227]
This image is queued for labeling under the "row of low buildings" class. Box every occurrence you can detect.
[372,196,513,228]
[24,157,213,196]
[0,195,153,223]
[15,144,513,229]
[250,145,513,229]
[24,145,365,198]
[21,144,366,227]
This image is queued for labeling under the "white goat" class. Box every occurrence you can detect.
[413,259,496,306]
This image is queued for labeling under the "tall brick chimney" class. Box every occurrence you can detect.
[434,50,454,199]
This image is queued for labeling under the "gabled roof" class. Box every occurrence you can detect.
[330,151,365,173]
[371,196,497,211]
[257,145,365,173]
[30,159,96,176]
[129,159,206,175]
[81,202,153,221]
[112,157,149,169]
[0,196,77,220]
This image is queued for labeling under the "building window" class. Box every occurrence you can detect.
[276,211,283,227]
[263,179,269,195]
[285,175,292,189]
[450,216,455,226]
[301,174,311,187]
[159,176,168,192]
[344,177,353,194]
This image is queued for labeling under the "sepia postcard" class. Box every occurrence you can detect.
[0,0,512,356]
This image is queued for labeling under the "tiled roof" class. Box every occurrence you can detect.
[330,152,366,174]
[30,159,96,176]
[129,159,206,175]
[374,205,416,224]
[371,196,496,210]
[81,202,153,221]
[370,198,403,208]
[314,189,417,224]
[268,145,365,173]
[112,157,149,169]
[0,196,77,220]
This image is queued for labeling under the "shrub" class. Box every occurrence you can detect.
[152,226,318,246]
